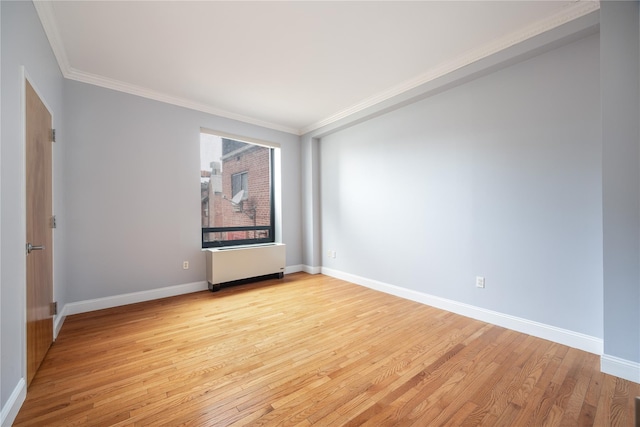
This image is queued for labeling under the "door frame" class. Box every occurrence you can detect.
[20,67,57,385]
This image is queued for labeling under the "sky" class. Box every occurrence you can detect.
[200,133,223,173]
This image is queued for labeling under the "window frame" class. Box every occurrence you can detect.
[201,133,276,249]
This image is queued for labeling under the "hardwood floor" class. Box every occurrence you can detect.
[14,273,640,426]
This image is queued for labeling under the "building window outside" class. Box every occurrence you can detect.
[232,171,249,201]
[200,132,275,248]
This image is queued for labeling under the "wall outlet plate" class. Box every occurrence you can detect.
[476,276,485,288]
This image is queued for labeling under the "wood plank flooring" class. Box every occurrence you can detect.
[14,273,640,426]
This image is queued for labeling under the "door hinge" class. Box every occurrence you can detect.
[51,129,56,143]
[51,215,57,229]
[50,301,58,316]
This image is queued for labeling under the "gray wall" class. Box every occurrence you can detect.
[601,1,640,364]
[1,0,67,415]
[63,80,301,302]
[319,33,603,338]
[1,1,302,418]
[301,135,321,270]
[2,3,638,423]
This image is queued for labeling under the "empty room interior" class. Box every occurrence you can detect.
[2,0,640,425]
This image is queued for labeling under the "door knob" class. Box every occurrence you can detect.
[26,243,45,254]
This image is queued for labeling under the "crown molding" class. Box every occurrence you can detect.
[299,0,601,135]
[33,0,71,76]
[64,67,300,135]
[33,0,299,135]
[35,0,600,137]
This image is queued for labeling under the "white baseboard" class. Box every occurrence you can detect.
[1,378,26,427]
[321,267,603,356]
[601,354,640,383]
[54,310,66,339]
[285,264,303,274]
[303,265,321,275]
[63,280,209,317]
[56,265,306,331]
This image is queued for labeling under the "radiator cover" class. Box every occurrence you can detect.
[205,243,286,290]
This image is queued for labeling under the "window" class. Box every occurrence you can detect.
[231,172,249,201]
[200,132,275,248]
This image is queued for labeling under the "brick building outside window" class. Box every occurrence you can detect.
[201,134,273,247]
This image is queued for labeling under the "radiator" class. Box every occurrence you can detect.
[205,243,286,291]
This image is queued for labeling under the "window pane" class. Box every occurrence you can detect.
[202,228,271,245]
[241,173,248,199]
[231,172,249,200]
[232,173,241,198]
[201,133,274,247]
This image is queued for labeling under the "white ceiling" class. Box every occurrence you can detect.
[36,1,599,135]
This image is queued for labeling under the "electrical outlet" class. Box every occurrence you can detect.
[183,261,189,270]
[326,250,337,259]
[475,276,485,288]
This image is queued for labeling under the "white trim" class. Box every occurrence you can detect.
[32,1,70,77]
[284,264,303,274]
[63,281,209,316]
[68,68,299,135]
[33,1,296,136]
[303,265,321,275]
[19,67,28,394]
[301,1,601,134]
[34,0,599,136]
[0,378,26,427]
[53,308,66,339]
[24,70,59,343]
[22,68,58,375]
[60,264,305,318]
[303,1,600,134]
[601,354,640,383]
[0,4,3,421]
[321,267,604,356]
[200,128,281,150]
